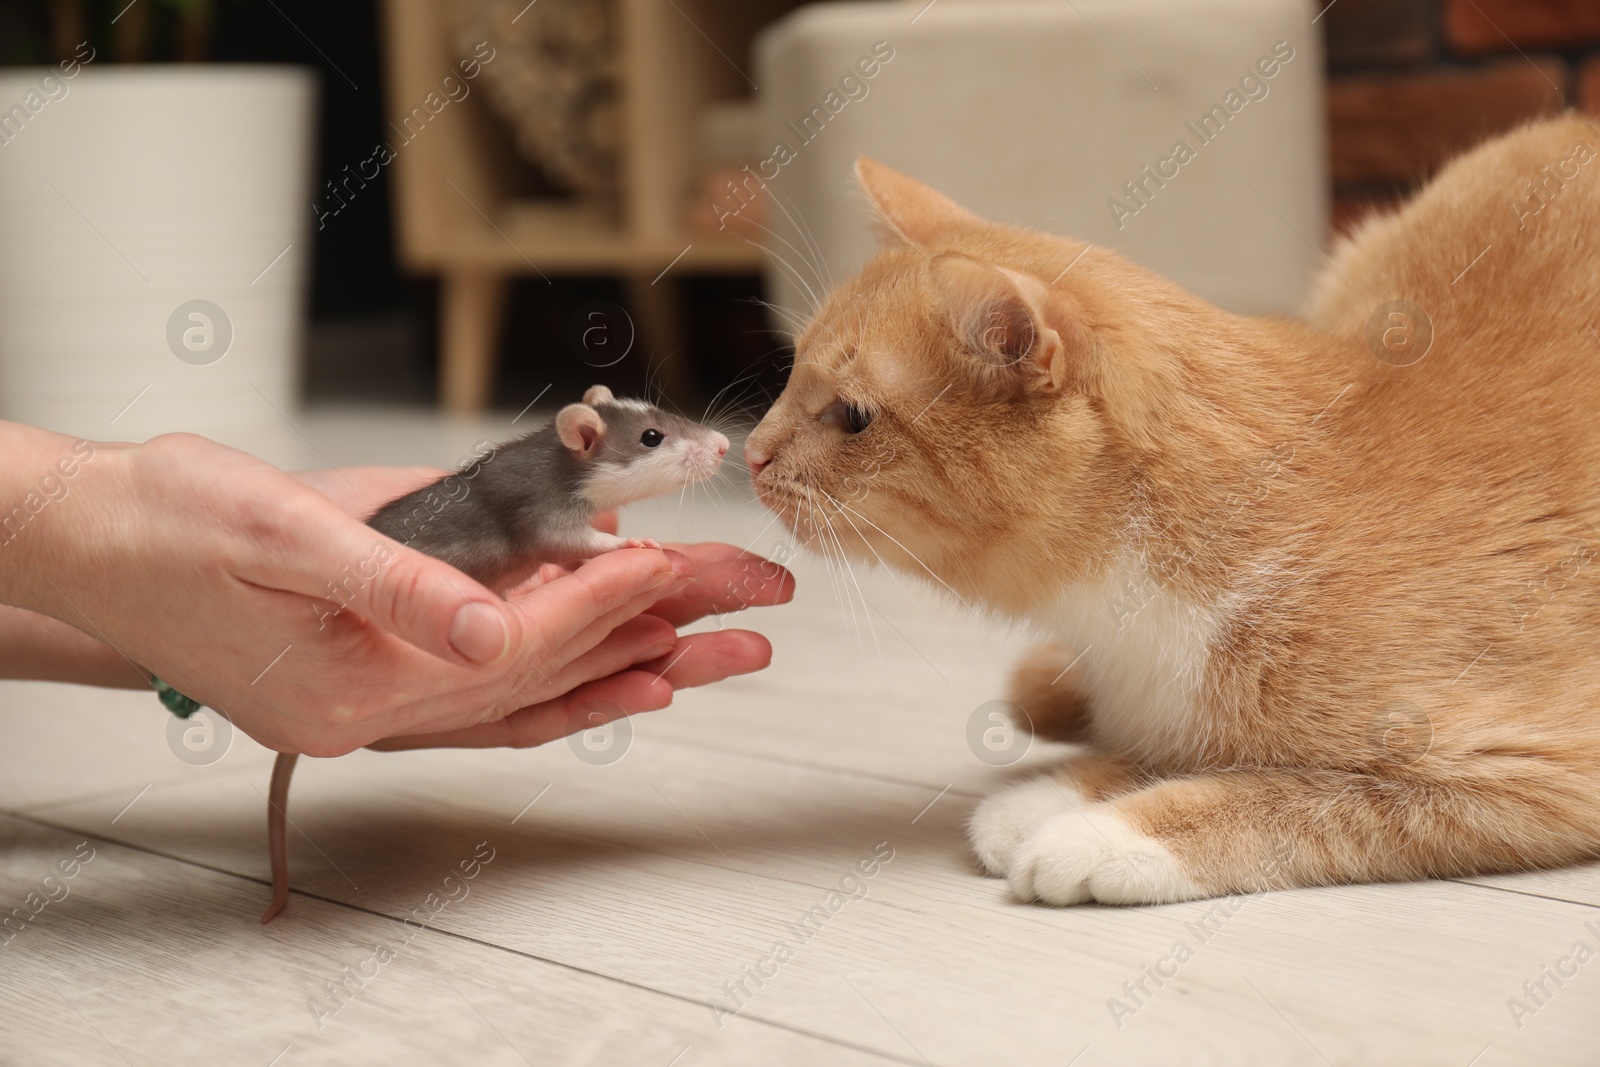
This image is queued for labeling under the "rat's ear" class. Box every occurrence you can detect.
[556,403,606,456]
[931,253,1081,392]
[855,156,982,247]
[582,384,614,406]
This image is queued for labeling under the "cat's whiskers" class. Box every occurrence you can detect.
[832,496,972,610]
[737,211,831,309]
[746,236,824,314]
[751,297,811,338]
[822,487,950,610]
[804,485,872,648]
[770,195,836,293]
[801,485,849,633]
[815,491,879,653]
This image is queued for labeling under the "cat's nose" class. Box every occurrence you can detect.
[744,440,771,477]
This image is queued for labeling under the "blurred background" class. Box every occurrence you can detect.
[0,0,1594,456]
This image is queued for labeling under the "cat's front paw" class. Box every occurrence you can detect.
[1005,808,1206,906]
[968,775,1088,875]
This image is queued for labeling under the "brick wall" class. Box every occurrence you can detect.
[1323,0,1600,234]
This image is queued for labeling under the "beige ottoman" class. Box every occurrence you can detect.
[751,0,1327,324]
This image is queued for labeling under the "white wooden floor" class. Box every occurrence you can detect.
[3,406,1599,1065]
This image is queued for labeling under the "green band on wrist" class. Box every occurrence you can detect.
[150,676,202,718]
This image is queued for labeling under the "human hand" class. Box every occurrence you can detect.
[287,467,793,751]
[367,540,791,749]
[5,431,790,756]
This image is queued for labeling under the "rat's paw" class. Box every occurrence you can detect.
[968,775,1090,876]
[1004,807,1205,906]
[579,533,659,556]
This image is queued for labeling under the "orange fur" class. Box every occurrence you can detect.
[747,115,1600,904]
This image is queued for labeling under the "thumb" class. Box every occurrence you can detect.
[252,492,521,667]
[363,540,522,666]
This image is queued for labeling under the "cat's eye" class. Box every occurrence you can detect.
[640,428,664,447]
[821,399,873,435]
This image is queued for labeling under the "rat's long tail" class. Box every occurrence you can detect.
[261,751,300,924]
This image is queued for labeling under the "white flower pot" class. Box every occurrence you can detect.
[0,66,315,451]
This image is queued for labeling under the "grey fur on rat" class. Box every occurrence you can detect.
[261,385,729,923]
[369,385,727,588]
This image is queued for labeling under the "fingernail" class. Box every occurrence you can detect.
[632,641,675,666]
[450,601,509,665]
[645,569,676,591]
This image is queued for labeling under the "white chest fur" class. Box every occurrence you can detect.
[1041,553,1220,759]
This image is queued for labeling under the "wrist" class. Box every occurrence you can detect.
[0,421,123,615]
[0,603,146,687]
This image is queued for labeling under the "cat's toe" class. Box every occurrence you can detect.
[1006,808,1204,906]
[967,775,1085,876]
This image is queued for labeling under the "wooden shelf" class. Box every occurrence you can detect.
[380,0,800,411]
[434,200,767,274]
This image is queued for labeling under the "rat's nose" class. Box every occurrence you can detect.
[744,440,771,477]
[713,432,729,458]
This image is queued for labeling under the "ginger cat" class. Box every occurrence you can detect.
[744,114,1600,905]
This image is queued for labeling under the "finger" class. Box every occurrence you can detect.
[243,489,521,668]
[632,629,772,689]
[495,561,576,603]
[537,613,677,694]
[504,548,690,668]
[544,571,695,673]
[657,541,766,564]
[369,631,772,751]
[647,555,794,627]
[369,670,673,750]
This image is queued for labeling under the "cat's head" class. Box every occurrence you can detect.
[745,158,1207,610]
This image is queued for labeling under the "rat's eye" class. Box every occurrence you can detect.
[640,428,665,448]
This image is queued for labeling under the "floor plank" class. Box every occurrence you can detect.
[0,815,900,1066]
[1457,864,1600,909]
[20,719,1600,1065]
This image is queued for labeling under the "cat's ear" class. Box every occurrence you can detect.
[556,403,606,456]
[855,156,981,246]
[931,253,1076,392]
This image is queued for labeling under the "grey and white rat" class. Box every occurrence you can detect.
[262,385,728,923]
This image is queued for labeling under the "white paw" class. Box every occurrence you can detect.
[968,775,1090,876]
[1005,808,1206,906]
